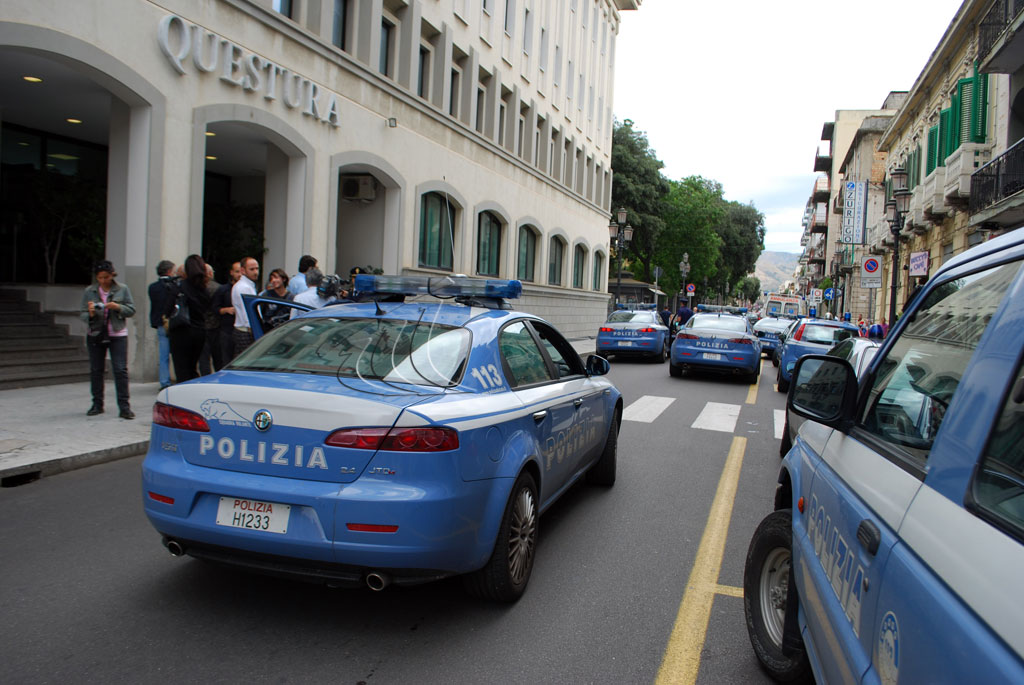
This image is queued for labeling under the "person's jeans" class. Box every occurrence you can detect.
[88,335,130,410]
[156,326,171,387]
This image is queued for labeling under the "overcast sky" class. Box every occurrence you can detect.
[612,0,965,254]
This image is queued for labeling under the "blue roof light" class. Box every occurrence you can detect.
[353,274,522,301]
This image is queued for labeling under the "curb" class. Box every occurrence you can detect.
[0,441,149,484]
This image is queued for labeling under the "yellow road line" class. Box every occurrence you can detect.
[714,584,743,598]
[745,380,758,405]
[656,436,747,685]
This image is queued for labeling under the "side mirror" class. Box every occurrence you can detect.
[788,355,858,430]
[586,354,611,376]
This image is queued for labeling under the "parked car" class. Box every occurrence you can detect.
[669,311,762,383]
[596,308,670,362]
[779,336,880,456]
[752,317,793,361]
[775,318,859,392]
[743,227,1024,684]
[142,275,622,602]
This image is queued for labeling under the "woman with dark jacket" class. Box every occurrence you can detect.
[165,254,213,383]
[80,260,136,419]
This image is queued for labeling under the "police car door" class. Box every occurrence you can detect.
[862,257,1024,683]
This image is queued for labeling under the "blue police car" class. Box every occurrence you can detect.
[744,227,1024,683]
[141,275,622,602]
[596,308,670,362]
[669,310,762,383]
[774,317,858,392]
[752,316,793,361]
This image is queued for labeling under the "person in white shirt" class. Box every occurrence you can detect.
[288,255,316,295]
[291,267,328,317]
[231,256,259,356]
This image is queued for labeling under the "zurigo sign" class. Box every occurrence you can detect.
[157,14,341,128]
[840,181,867,244]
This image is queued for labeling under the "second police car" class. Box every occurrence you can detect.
[141,275,622,602]
[743,228,1024,683]
[669,306,762,383]
[774,316,859,392]
[596,306,671,362]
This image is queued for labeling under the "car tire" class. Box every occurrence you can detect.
[586,414,617,486]
[743,509,812,684]
[776,368,789,393]
[656,340,668,364]
[669,361,682,378]
[772,350,780,368]
[464,471,538,603]
[779,415,792,457]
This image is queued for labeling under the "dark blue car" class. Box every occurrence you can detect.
[669,312,762,383]
[596,309,670,362]
[775,318,858,392]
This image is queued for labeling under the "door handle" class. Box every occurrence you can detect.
[856,519,881,556]
[532,410,548,422]
[574,398,583,408]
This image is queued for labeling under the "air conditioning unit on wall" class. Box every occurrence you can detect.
[340,174,377,201]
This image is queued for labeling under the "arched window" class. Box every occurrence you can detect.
[477,211,502,276]
[592,252,604,290]
[419,192,454,270]
[572,244,586,288]
[548,236,565,286]
[518,226,537,281]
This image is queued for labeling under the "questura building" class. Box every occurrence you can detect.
[0,0,639,385]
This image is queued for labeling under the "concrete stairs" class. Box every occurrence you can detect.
[0,288,90,389]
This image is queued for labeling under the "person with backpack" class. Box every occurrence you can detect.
[148,260,176,389]
[164,254,213,383]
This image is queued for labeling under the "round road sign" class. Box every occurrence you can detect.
[686,283,695,294]
[864,258,880,273]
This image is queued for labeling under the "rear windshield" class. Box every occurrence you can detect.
[689,314,747,333]
[802,324,855,345]
[608,311,656,324]
[230,317,471,387]
[754,319,790,333]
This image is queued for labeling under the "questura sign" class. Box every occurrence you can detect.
[157,14,341,128]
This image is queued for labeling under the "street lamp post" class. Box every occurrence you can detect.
[678,252,690,310]
[885,166,911,326]
[608,207,633,308]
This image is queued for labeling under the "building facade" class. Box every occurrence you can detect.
[0,0,639,382]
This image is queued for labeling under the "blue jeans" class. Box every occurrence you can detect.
[156,326,171,387]
[88,335,130,410]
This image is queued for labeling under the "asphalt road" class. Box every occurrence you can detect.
[0,356,788,684]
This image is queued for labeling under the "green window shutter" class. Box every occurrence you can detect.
[956,77,973,152]
[927,126,939,174]
[938,108,952,165]
[973,71,989,143]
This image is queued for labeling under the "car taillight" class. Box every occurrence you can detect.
[728,338,755,345]
[325,426,459,452]
[153,402,210,432]
[599,327,614,332]
[638,327,657,333]
[792,324,806,341]
[676,333,698,340]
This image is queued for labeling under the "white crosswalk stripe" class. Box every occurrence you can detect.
[774,410,786,439]
[691,402,741,433]
[622,395,676,423]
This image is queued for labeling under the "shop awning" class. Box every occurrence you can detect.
[648,287,666,296]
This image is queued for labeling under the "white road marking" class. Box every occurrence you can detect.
[774,410,786,439]
[691,402,741,433]
[623,395,676,423]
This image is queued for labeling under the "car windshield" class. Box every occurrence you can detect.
[689,314,747,333]
[802,324,855,345]
[229,316,471,387]
[754,319,790,333]
[608,311,656,324]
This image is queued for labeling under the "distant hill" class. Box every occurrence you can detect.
[754,251,800,292]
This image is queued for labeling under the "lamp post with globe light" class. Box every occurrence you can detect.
[885,166,911,326]
[678,253,690,310]
[608,207,633,308]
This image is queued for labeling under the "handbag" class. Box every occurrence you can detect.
[165,290,190,330]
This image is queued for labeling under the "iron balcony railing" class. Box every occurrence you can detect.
[979,0,1024,61]
[970,136,1024,214]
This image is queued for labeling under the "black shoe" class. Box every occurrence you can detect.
[119,408,135,420]
[87,404,104,416]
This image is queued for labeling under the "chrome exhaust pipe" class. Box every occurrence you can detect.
[365,571,390,591]
[165,539,185,557]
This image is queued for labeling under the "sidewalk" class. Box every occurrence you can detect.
[0,337,597,484]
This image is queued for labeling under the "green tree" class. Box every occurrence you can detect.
[610,119,670,283]
[735,275,762,304]
[656,176,724,299]
[712,201,765,294]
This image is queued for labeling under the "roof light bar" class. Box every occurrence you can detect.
[353,274,522,300]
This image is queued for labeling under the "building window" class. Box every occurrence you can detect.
[477,211,502,276]
[420,192,455,270]
[592,252,604,290]
[380,20,394,76]
[518,226,536,281]
[504,0,516,35]
[272,0,293,18]
[332,0,348,50]
[475,86,486,133]
[418,46,430,98]
[498,102,507,146]
[450,67,462,118]
[572,245,585,288]
[523,8,532,55]
[549,237,565,286]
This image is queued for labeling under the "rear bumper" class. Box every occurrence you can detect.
[671,346,759,374]
[141,450,507,580]
[596,336,662,355]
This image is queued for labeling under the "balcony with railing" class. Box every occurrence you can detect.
[813,174,830,202]
[814,146,832,173]
[921,166,948,219]
[945,143,992,206]
[979,0,1024,73]
[812,203,828,233]
[969,135,1024,226]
